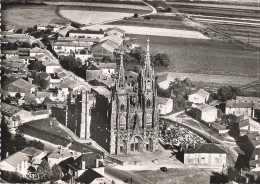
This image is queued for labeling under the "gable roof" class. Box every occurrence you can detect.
[70,29,104,35]
[105,27,126,34]
[3,78,34,93]
[236,96,260,103]
[100,35,123,45]
[0,152,29,168]
[31,110,50,116]
[226,100,253,109]
[184,143,226,154]
[157,73,170,83]
[86,63,100,71]
[190,89,210,98]
[75,168,104,183]
[92,39,120,53]
[97,62,117,69]
[48,149,72,159]
[21,147,44,157]
[30,47,44,53]
[196,104,217,112]
[1,102,22,117]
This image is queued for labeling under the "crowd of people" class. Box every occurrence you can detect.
[160,120,206,146]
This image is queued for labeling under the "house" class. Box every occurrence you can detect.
[75,168,108,184]
[4,79,37,97]
[0,151,30,176]
[89,74,115,89]
[37,24,49,31]
[47,149,73,167]
[21,147,46,165]
[1,102,32,128]
[188,89,210,104]
[158,97,173,115]
[191,104,218,122]
[42,61,61,74]
[67,152,104,183]
[58,26,77,37]
[2,50,18,58]
[91,39,121,59]
[69,30,104,39]
[2,58,26,74]
[156,73,171,90]
[18,48,30,56]
[96,62,117,75]
[183,143,227,168]
[52,41,91,56]
[30,47,45,57]
[104,27,126,37]
[100,35,123,46]
[86,63,103,82]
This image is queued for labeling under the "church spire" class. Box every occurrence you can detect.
[145,38,151,70]
[118,54,125,86]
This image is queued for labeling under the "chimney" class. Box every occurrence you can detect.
[193,143,196,148]
[186,144,189,149]
[96,159,99,168]
[255,155,258,160]
[82,161,85,169]
[246,177,249,184]
[256,163,259,168]
[6,152,9,158]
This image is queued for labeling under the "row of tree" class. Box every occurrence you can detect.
[2,41,40,50]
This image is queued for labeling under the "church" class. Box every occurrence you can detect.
[109,39,159,154]
[63,40,159,155]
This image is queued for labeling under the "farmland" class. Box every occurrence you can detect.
[1,5,68,29]
[166,1,260,47]
[128,34,260,78]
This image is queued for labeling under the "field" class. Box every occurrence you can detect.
[2,5,68,29]
[107,14,197,30]
[44,1,152,11]
[59,9,133,25]
[129,34,260,78]
[167,1,260,47]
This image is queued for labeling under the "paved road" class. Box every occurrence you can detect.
[162,113,238,163]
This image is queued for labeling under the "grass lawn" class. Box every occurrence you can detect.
[2,5,68,29]
[132,168,210,184]
[128,34,260,78]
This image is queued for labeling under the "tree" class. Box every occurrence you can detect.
[153,53,170,67]
[130,47,146,64]
[102,56,113,63]
[27,140,44,150]
[144,16,151,20]
[217,86,241,102]
[134,13,138,18]
[1,116,14,158]
[15,92,21,99]
[16,29,23,34]
[28,60,45,72]
[51,164,62,182]
[31,42,41,48]
[13,130,27,152]
[37,160,51,181]
[33,72,49,89]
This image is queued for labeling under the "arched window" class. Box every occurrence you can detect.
[121,104,125,111]
[120,116,126,129]
[146,99,151,108]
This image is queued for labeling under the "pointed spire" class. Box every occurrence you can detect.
[118,53,125,87]
[145,38,151,71]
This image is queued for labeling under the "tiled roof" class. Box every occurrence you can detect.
[190,89,209,98]
[48,149,72,159]
[226,100,252,108]
[31,110,49,116]
[86,63,100,71]
[57,36,99,43]
[75,168,104,183]
[1,102,22,117]
[52,41,91,47]
[92,39,120,53]
[105,27,126,34]
[92,86,111,97]
[57,72,67,79]
[36,91,51,98]
[100,35,123,45]
[0,152,29,167]
[184,143,226,154]
[2,50,18,54]
[21,147,44,157]
[158,97,172,105]
[30,47,44,53]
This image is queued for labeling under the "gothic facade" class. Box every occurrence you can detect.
[62,40,159,155]
[109,39,159,154]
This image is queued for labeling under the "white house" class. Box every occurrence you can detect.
[2,50,18,58]
[188,89,210,104]
[104,27,126,38]
[192,104,218,122]
[157,73,171,90]
[52,41,91,55]
[30,47,45,57]
[0,151,29,176]
[21,147,46,165]
[96,62,117,75]
[158,97,173,114]
[42,61,61,74]
[1,102,32,128]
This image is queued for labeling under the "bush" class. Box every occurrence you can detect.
[144,16,151,20]
[133,13,138,18]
